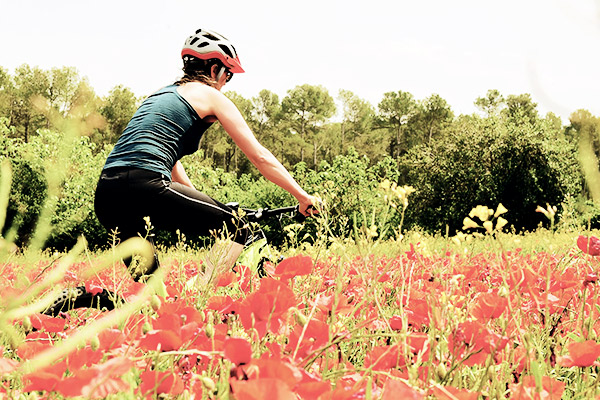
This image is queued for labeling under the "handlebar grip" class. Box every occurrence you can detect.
[294,211,306,222]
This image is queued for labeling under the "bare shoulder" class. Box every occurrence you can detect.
[176,82,224,120]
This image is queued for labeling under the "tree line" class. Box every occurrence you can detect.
[6,63,599,174]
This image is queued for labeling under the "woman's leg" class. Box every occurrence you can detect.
[151,181,249,285]
[95,168,249,282]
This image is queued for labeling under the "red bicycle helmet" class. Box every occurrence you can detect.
[182,29,244,73]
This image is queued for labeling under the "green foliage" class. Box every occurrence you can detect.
[0,125,107,249]
[94,85,139,146]
[398,114,582,233]
[0,121,47,245]
[46,136,109,250]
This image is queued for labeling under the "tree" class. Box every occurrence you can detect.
[281,84,335,167]
[504,93,538,124]
[376,91,418,158]
[47,67,80,116]
[97,85,139,144]
[338,89,375,155]
[225,91,254,173]
[11,64,51,142]
[475,89,505,116]
[249,90,289,167]
[249,89,281,139]
[416,94,454,144]
[569,109,600,160]
[0,67,14,124]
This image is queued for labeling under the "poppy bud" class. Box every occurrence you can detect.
[295,309,308,327]
[22,316,32,332]
[150,295,161,311]
[142,321,152,335]
[408,365,418,381]
[205,323,214,339]
[436,363,447,380]
[498,286,509,297]
[200,375,216,392]
[90,335,100,351]
[523,333,532,347]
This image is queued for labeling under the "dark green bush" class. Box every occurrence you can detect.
[0,158,48,246]
[398,115,582,233]
[0,121,49,246]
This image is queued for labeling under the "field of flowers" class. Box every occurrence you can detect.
[2,225,600,399]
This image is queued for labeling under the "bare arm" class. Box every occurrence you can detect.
[178,84,316,215]
[171,160,196,190]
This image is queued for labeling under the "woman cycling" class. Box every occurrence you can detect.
[94,28,318,283]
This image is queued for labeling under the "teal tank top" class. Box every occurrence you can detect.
[103,85,213,179]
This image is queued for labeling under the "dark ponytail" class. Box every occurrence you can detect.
[174,56,222,87]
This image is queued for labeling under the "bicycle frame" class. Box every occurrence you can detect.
[226,202,304,276]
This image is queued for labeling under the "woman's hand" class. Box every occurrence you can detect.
[298,195,320,217]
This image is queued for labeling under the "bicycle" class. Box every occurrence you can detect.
[42,203,307,317]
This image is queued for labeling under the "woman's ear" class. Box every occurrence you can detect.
[210,64,218,79]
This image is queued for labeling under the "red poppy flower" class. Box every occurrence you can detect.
[247,359,301,389]
[558,340,600,367]
[274,255,313,280]
[54,357,133,399]
[56,370,130,399]
[98,328,127,350]
[85,281,104,296]
[17,340,53,360]
[0,357,18,375]
[295,381,331,400]
[139,330,183,352]
[230,378,296,400]
[447,321,509,366]
[216,270,236,287]
[509,376,565,400]
[364,345,406,370]
[311,293,353,315]
[23,371,61,392]
[382,379,423,400]
[206,295,237,315]
[66,346,103,370]
[224,337,253,366]
[471,292,508,321]
[239,279,296,338]
[152,313,182,331]
[389,315,403,330]
[30,313,66,333]
[577,235,600,256]
[286,319,330,360]
[139,370,184,398]
[432,386,479,400]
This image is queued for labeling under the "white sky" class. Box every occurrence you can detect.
[1,0,599,122]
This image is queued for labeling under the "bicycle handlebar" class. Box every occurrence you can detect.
[243,205,306,223]
[225,202,307,223]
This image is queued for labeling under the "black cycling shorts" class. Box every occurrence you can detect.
[94,167,248,245]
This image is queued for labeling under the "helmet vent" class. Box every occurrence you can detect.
[196,42,209,48]
[204,32,220,41]
[218,44,233,58]
[189,37,199,46]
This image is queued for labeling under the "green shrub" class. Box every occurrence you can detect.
[0,121,49,246]
[398,115,582,233]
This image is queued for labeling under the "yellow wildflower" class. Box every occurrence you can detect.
[494,203,508,218]
[462,217,479,230]
[496,216,508,231]
[483,220,493,234]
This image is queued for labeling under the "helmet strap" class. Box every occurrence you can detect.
[216,66,226,82]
